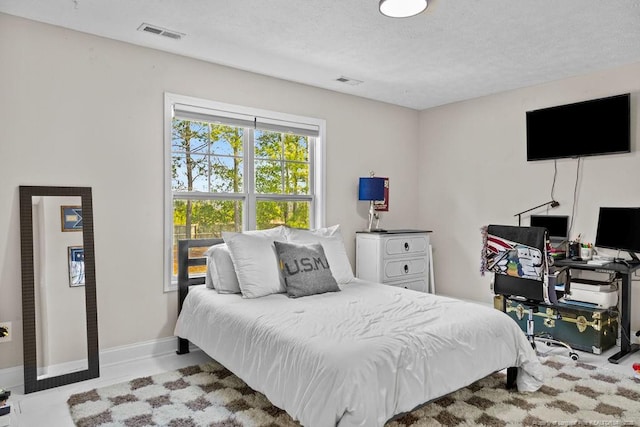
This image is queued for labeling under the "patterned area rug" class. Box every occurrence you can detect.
[68,355,640,427]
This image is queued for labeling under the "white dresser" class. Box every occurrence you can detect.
[356,230,431,292]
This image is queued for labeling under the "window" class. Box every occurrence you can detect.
[164,94,326,290]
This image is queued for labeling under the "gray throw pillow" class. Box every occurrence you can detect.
[273,241,340,298]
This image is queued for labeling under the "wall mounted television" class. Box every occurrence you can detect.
[526,93,630,161]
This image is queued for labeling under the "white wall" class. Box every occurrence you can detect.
[418,62,640,331]
[0,13,420,369]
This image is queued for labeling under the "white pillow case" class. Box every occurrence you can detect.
[222,226,287,298]
[285,224,355,284]
[204,227,284,292]
[204,244,241,293]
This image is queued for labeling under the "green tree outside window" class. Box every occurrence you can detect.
[171,119,312,276]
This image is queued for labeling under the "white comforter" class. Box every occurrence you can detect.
[174,280,543,427]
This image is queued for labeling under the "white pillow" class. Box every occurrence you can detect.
[222,226,287,298]
[285,225,355,284]
[204,244,241,293]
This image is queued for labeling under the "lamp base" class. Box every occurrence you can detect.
[367,201,382,232]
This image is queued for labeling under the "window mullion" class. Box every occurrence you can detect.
[256,194,313,203]
[173,191,245,201]
[246,128,255,230]
[207,122,213,193]
[281,134,286,195]
[309,136,316,227]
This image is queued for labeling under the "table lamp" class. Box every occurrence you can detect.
[359,176,386,231]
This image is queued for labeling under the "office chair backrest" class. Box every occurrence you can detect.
[484,225,557,304]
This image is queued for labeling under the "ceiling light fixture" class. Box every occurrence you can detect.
[379,0,428,18]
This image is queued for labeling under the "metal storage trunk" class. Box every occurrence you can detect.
[495,296,618,354]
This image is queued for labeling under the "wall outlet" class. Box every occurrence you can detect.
[0,322,11,343]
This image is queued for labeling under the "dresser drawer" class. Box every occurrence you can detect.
[383,257,427,281]
[384,236,428,257]
[387,279,427,292]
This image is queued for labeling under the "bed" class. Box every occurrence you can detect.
[174,235,544,427]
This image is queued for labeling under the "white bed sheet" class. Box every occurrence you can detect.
[174,280,543,427]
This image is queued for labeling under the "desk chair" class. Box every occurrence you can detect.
[484,225,579,361]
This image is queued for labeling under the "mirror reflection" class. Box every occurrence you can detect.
[32,196,88,380]
[20,186,99,394]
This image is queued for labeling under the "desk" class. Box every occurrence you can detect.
[555,259,640,363]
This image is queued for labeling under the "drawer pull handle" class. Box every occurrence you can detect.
[404,242,410,251]
[404,264,409,274]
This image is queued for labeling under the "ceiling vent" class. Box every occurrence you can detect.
[336,76,363,86]
[137,23,184,40]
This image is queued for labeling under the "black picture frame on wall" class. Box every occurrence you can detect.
[68,246,85,287]
[61,205,83,232]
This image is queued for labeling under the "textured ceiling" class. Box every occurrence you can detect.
[2,0,640,110]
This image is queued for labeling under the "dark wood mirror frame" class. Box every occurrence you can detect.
[19,185,99,393]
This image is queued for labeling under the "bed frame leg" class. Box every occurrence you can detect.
[506,367,517,390]
[177,337,190,355]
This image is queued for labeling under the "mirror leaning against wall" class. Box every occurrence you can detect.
[19,186,99,393]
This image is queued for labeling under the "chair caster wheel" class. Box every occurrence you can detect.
[570,352,579,361]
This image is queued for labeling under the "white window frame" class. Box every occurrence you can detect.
[163,93,326,291]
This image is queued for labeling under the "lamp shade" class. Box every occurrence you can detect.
[379,0,428,18]
[359,177,386,201]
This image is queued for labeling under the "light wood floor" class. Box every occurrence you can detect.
[4,344,640,427]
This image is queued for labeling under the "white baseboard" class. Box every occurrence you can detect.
[0,366,22,390]
[100,336,180,367]
[0,336,195,389]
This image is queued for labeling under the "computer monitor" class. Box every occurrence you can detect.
[530,215,569,243]
[595,207,640,263]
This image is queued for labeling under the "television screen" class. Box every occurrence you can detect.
[595,207,640,258]
[530,215,569,241]
[526,93,630,161]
